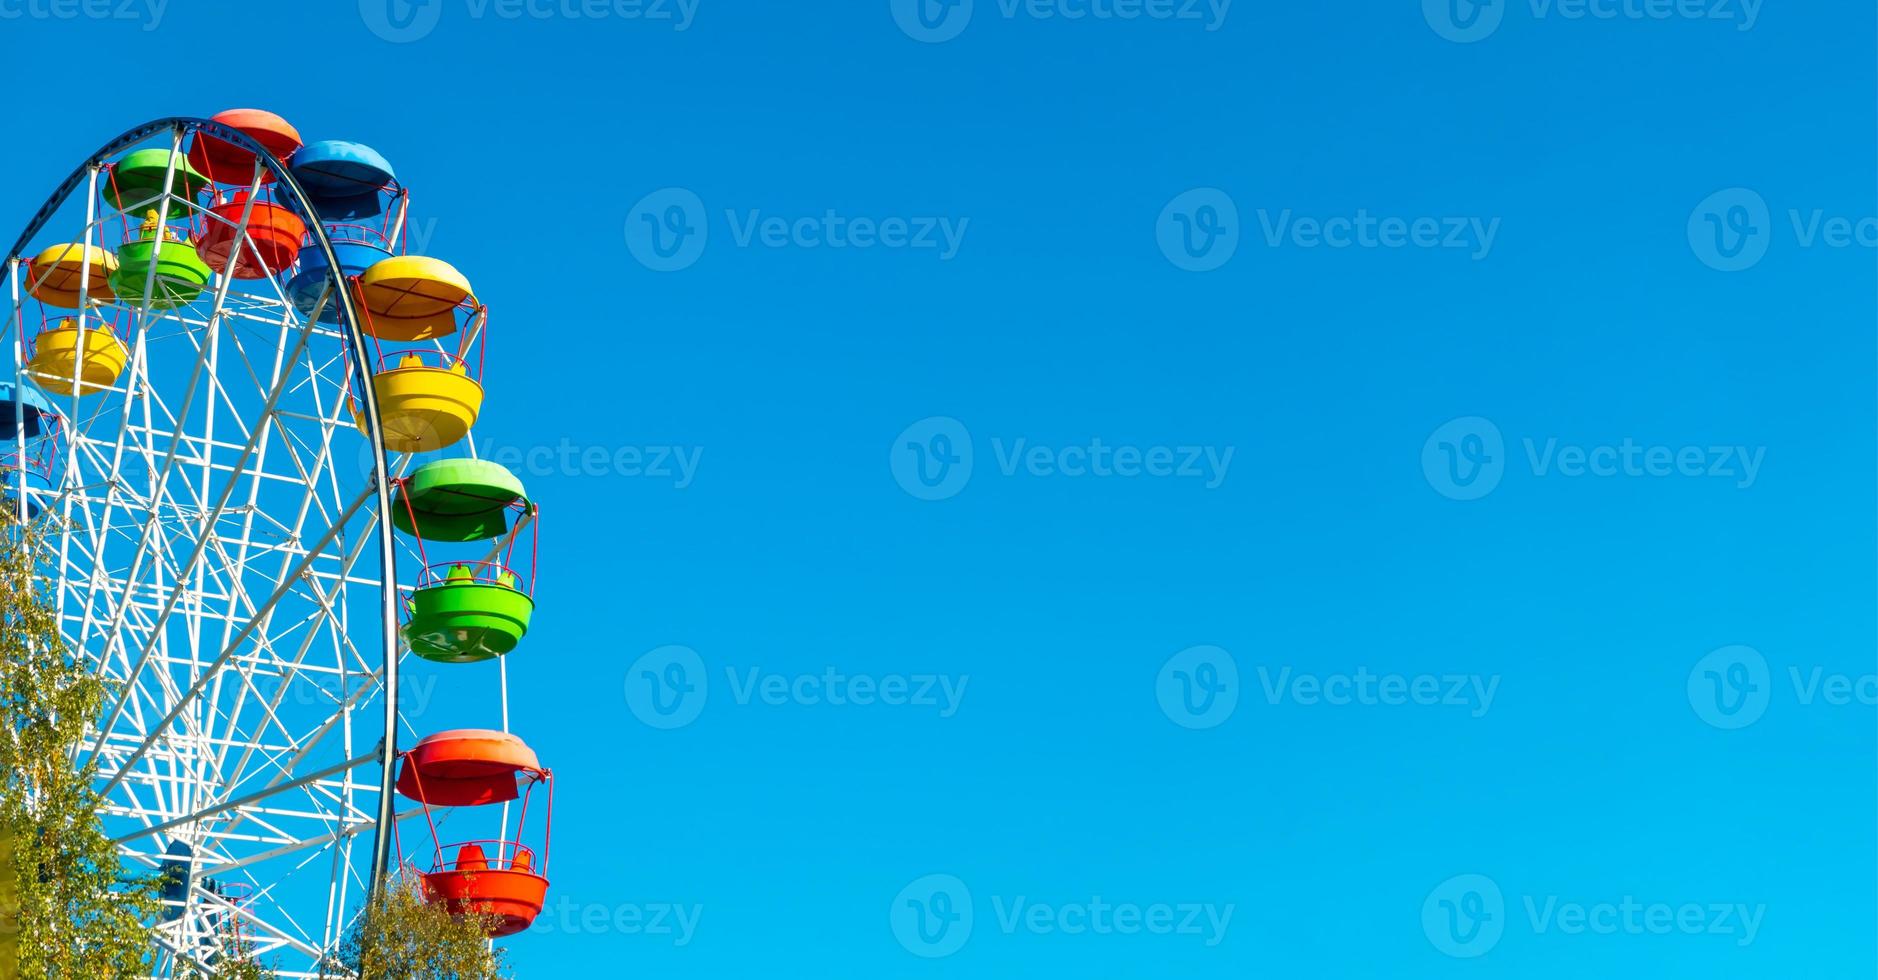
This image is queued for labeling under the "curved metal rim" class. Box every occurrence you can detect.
[4,116,404,902]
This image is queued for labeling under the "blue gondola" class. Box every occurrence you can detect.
[290,140,396,220]
[0,383,56,440]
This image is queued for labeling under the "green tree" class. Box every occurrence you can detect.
[338,873,508,979]
[178,944,279,980]
[0,515,157,976]
[174,922,280,980]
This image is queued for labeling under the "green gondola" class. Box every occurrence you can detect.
[403,563,535,664]
[102,149,208,217]
[110,212,211,309]
[392,459,537,664]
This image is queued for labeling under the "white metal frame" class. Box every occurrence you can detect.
[3,120,418,978]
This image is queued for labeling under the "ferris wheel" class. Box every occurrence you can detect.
[2,112,555,976]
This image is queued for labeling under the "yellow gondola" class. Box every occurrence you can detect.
[27,318,128,396]
[26,243,117,308]
[355,255,474,341]
[352,353,484,453]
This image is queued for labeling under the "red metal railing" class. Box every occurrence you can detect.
[430,840,542,876]
[313,222,392,252]
[413,559,531,597]
[0,449,56,481]
[391,481,538,590]
[21,309,126,361]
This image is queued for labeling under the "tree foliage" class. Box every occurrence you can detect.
[338,873,507,979]
[177,944,279,980]
[0,516,157,976]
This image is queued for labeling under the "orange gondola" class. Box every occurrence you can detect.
[396,730,553,938]
[187,108,302,184]
[194,191,306,279]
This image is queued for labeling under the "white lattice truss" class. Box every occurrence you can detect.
[1,124,512,977]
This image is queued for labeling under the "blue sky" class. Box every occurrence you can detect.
[1,0,1873,975]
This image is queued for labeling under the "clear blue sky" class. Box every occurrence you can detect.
[1,0,1873,975]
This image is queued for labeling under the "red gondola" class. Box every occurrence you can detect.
[396,730,553,937]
